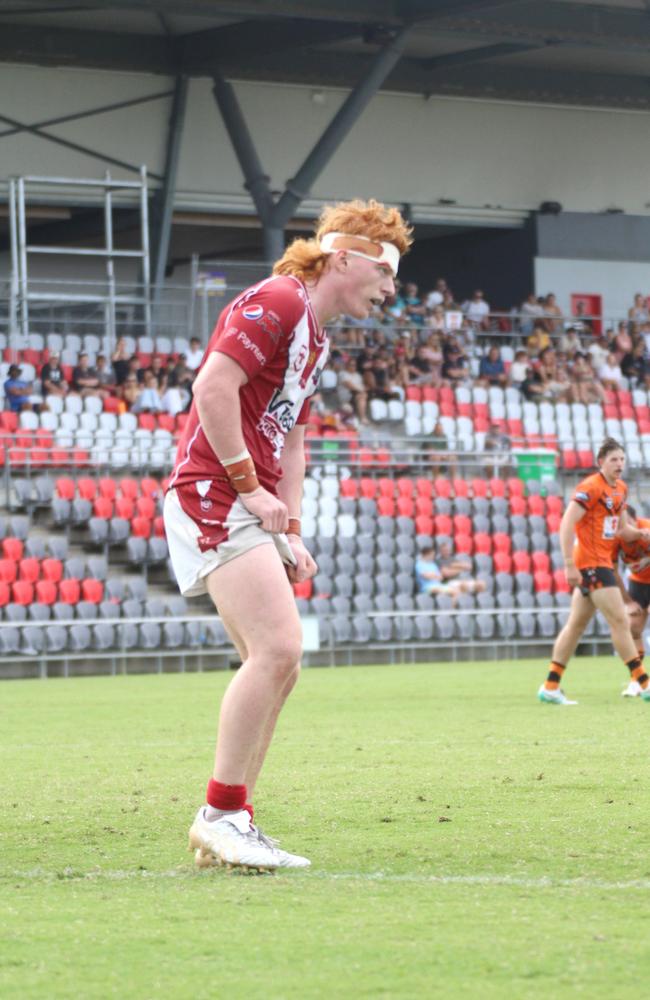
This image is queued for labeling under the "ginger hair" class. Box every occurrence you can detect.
[273,198,413,283]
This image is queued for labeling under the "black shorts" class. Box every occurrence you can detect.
[628,579,650,610]
[579,566,617,597]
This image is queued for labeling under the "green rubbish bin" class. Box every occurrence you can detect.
[512,449,557,489]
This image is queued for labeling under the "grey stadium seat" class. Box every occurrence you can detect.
[435,616,455,641]
[0,626,21,654]
[126,577,147,602]
[69,624,92,651]
[22,625,45,655]
[93,623,116,650]
[352,615,372,643]
[139,622,161,649]
[331,616,352,643]
[45,625,68,653]
[163,621,185,648]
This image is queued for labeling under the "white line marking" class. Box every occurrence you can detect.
[4,868,650,890]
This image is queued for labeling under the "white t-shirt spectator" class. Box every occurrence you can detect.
[597,358,624,387]
[185,343,204,371]
[587,340,609,371]
[464,296,490,325]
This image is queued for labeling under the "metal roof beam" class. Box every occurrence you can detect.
[419,41,550,73]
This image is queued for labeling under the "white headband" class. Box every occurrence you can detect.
[319,231,400,276]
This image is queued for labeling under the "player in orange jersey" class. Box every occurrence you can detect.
[538,437,650,705]
[613,505,650,697]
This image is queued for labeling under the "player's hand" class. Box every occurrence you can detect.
[564,564,581,588]
[285,536,318,583]
[631,556,650,573]
[239,487,288,533]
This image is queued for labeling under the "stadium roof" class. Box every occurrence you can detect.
[2,0,650,111]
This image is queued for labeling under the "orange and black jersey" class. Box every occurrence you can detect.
[571,472,627,570]
[614,516,650,584]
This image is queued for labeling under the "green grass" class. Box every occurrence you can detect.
[2,657,650,999]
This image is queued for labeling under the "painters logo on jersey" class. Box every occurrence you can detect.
[243,304,264,321]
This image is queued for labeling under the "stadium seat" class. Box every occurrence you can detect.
[12,580,34,605]
[2,537,23,561]
[0,559,17,584]
[59,578,81,605]
[18,558,40,584]
[81,578,104,603]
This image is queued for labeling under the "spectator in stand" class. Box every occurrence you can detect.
[538,346,571,401]
[4,364,33,412]
[131,370,164,414]
[143,354,168,392]
[417,332,444,381]
[558,325,583,358]
[425,304,446,334]
[185,337,205,372]
[463,289,491,331]
[407,344,436,387]
[587,333,610,373]
[628,293,649,329]
[72,352,103,399]
[519,292,545,335]
[120,373,141,410]
[597,351,625,392]
[526,323,551,357]
[542,293,564,334]
[484,420,512,476]
[111,336,132,385]
[520,364,546,401]
[425,277,449,310]
[402,282,426,327]
[41,352,68,398]
[338,356,369,424]
[168,354,194,395]
[95,354,117,396]
[478,345,507,387]
[437,538,487,593]
[611,321,633,363]
[640,320,650,356]
[415,543,485,602]
[571,301,593,338]
[621,340,647,387]
[570,353,605,404]
[509,349,530,389]
[367,346,405,401]
[441,341,470,387]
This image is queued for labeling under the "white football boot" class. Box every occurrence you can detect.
[189,807,281,872]
[537,685,578,705]
[621,680,641,698]
[251,824,311,869]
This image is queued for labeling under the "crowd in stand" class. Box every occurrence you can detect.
[314,281,650,431]
[2,336,206,417]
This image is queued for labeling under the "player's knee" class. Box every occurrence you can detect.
[265,633,303,676]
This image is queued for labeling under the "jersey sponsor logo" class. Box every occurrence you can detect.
[257,312,282,342]
[228,329,267,365]
[243,304,264,320]
[200,498,213,511]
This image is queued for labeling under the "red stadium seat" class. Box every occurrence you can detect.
[532,551,551,573]
[0,558,17,584]
[453,514,472,536]
[293,579,313,599]
[546,513,561,534]
[546,495,563,515]
[415,478,434,498]
[415,515,434,536]
[422,386,439,402]
[115,496,135,520]
[527,495,545,516]
[377,497,396,517]
[339,478,358,499]
[509,496,526,516]
[396,477,414,497]
[140,477,161,498]
[175,413,189,432]
[534,571,553,592]
[77,477,97,501]
[473,533,492,554]
[377,477,395,498]
[59,578,81,605]
[493,533,512,554]
[35,579,57,605]
[0,411,18,433]
[406,386,422,402]
[553,569,570,593]
[396,496,415,518]
[578,450,594,468]
[489,478,506,498]
[493,552,512,574]
[562,450,578,471]
[415,496,432,517]
[41,558,63,583]
[452,478,470,498]
[471,478,489,498]
[359,478,376,499]
[81,578,104,603]
[0,580,9,607]
[433,477,452,499]
[136,496,156,520]
[55,477,76,501]
[433,514,453,536]
[2,538,23,561]
[93,497,114,519]
[18,558,40,583]
[11,580,34,605]
[152,516,166,538]
[131,517,152,539]
[119,477,139,499]
[506,477,525,497]
[99,477,118,500]
[103,396,122,414]
[156,413,175,433]
[455,534,473,555]
[512,551,532,574]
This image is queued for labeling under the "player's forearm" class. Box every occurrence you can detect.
[194,378,247,462]
[276,439,306,521]
[559,521,577,565]
[619,523,642,542]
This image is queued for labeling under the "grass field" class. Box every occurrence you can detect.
[2,656,650,999]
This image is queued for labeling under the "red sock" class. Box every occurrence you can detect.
[206,779,247,812]
[244,802,254,823]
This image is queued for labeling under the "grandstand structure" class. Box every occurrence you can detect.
[2,1,650,674]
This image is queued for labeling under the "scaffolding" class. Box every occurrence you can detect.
[8,167,151,356]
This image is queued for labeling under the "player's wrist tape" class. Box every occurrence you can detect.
[225,456,260,494]
[287,517,301,536]
[221,448,251,467]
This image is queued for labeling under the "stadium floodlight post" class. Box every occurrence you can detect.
[103,170,117,361]
[140,164,152,343]
[8,178,19,341]
[151,75,189,317]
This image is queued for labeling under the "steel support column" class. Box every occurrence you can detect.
[151,75,189,301]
